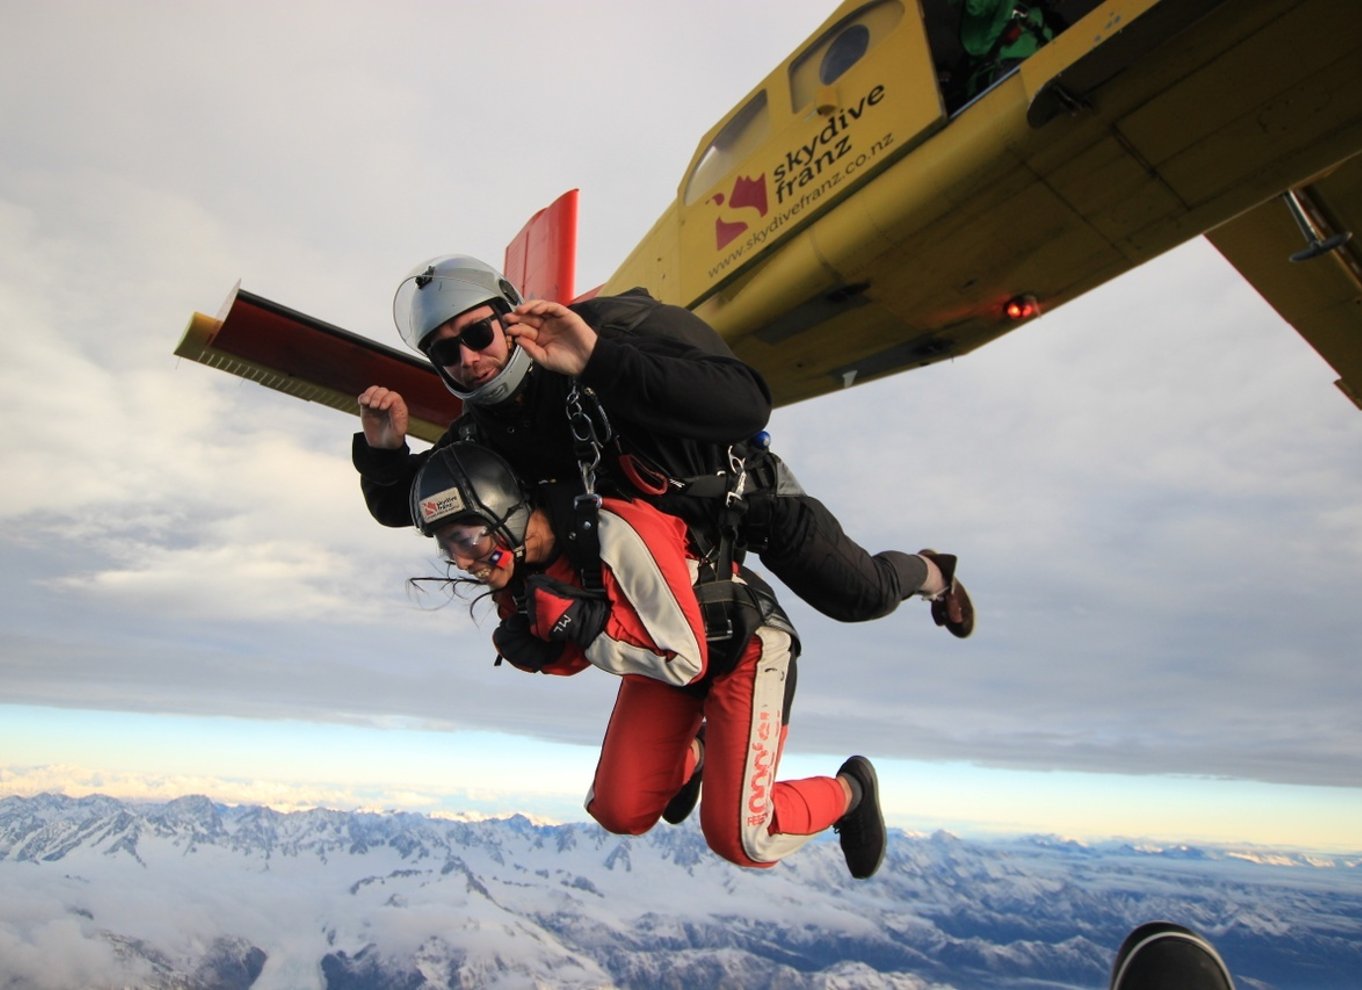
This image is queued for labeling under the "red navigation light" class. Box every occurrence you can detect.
[1004,294,1040,321]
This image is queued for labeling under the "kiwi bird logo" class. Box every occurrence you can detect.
[709,174,769,250]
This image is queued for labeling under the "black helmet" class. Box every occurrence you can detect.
[410,443,531,554]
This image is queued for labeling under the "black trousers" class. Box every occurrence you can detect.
[750,492,927,623]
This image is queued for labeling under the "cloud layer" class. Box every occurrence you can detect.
[2,2,1359,800]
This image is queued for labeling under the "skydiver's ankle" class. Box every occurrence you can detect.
[838,773,863,815]
[917,555,947,598]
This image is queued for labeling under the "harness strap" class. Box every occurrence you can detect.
[615,455,740,502]
[564,381,613,593]
[692,567,799,678]
[569,491,604,592]
[693,579,762,673]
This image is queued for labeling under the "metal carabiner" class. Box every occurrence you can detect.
[566,380,613,497]
[566,382,611,446]
[725,444,748,506]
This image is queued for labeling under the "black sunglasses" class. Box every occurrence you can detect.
[427,316,500,366]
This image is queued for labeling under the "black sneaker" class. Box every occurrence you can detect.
[833,756,885,879]
[1110,922,1234,990]
[662,725,705,825]
[919,549,974,638]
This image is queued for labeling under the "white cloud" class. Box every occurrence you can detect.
[0,764,588,824]
[0,914,130,990]
[0,0,1358,808]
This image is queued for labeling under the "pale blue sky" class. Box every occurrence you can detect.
[1,1,1359,855]
[7,705,1361,852]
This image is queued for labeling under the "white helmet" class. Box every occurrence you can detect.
[393,254,533,407]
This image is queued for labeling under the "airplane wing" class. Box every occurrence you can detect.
[174,286,456,444]
[1206,153,1362,410]
[175,191,587,444]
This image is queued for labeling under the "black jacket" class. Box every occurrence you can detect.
[353,290,772,532]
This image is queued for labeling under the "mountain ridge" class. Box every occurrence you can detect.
[1,793,1357,989]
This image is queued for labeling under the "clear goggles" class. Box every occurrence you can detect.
[435,523,500,567]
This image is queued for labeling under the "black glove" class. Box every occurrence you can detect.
[492,614,565,673]
[526,574,609,647]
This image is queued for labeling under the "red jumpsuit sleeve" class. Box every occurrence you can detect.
[584,500,708,686]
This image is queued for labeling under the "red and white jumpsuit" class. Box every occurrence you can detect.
[500,497,848,869]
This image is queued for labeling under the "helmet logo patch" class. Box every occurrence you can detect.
[419,485,467,525]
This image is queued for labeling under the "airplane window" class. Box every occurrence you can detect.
[925,0,1095,112]
[790,0,904,111]
[821,24,870,85]
[683,90,771,205]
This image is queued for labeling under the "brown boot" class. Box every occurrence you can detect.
[919,549,974,638]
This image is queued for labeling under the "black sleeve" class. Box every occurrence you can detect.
[351,433,429,528]
[574,295,772,442]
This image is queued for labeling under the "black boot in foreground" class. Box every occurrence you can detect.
[1110,922,1235,990]
[833,756,885,879]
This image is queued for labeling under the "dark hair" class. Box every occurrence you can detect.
[406,565,497,620]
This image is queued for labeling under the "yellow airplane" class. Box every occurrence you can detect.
[175,0,1362,442]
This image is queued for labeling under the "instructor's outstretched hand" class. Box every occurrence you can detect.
[358,385,410,449]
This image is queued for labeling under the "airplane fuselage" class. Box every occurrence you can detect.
[602,0,1362,406]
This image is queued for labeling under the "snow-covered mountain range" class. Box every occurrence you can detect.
[1,793,1357,989]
